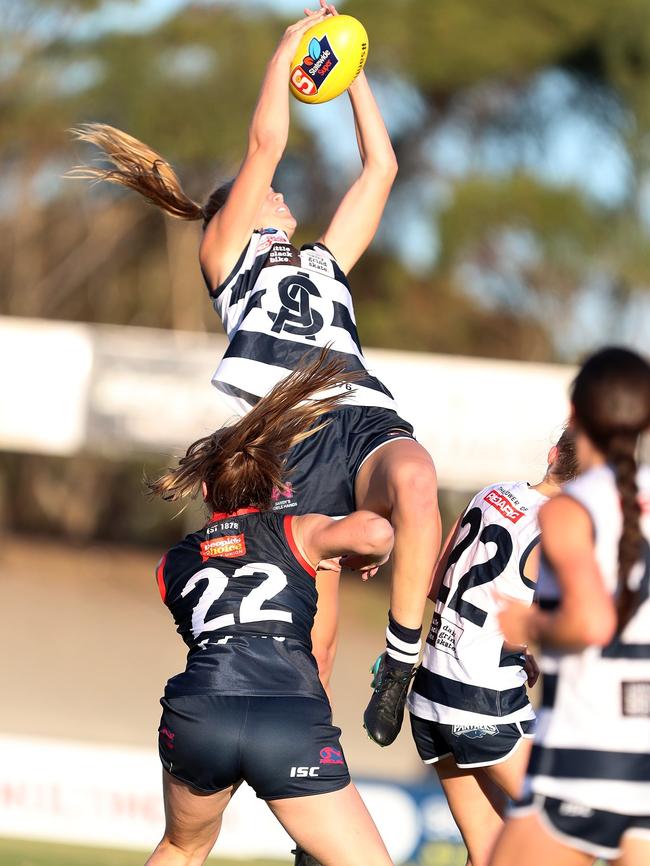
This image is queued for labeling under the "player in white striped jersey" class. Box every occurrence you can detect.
[71,0,442,833]
[407,430,577,866]
[493,347,650,866]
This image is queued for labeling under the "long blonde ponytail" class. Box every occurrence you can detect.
[68,123,205,221]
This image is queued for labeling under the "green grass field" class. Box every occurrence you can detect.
[0,838,286,866]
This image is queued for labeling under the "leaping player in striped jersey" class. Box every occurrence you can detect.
[492,347,650,866]
[408,430,578,866]
[70,0,441,763]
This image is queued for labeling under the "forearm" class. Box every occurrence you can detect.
[248,51,292,153]
[528,605,611,651]
[347,72,397,173]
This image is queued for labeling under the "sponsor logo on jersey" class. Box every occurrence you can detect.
[484,489,525,523]
[290,766,320,777]
[451,724,499,739]
[290,35,339,96]
[271,482,297,512]
[622,681,650,717]
[256,229,289,255]
[301,251,332,276]
[268,273,324,340]
[427,612,464,657]
[320,747,344,765]
[266,242,300,267]
[199,534,246,561]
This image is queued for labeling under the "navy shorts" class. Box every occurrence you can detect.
[271,406,414,517]
[158,694,350,799]
[511,792,650,860]
[410,713,536,768]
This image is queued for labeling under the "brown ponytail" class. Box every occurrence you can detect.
[68,123,233,228]
[571,347,650,631]
[149,348,359,513]
[549,427,578,484]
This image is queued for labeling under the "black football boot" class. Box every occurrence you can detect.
[363,653,417,747]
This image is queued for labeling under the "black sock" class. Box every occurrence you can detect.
[384,610,421,672]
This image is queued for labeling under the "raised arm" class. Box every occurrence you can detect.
[319,68,398,274]
[200,9,328,288]
[293,511,394,574]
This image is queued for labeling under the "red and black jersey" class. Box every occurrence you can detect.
[156,509,323,699]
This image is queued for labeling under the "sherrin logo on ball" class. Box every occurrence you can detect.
[290,14,368,104]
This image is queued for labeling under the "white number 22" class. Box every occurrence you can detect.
[181,562,292,639]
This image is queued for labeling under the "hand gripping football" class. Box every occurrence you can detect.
[289,15,368,104]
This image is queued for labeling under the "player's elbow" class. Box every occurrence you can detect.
[247,132,286,163]
[366,153,398,183]
[358,513,394,558]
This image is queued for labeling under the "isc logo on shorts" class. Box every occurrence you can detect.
[290,766,320,777]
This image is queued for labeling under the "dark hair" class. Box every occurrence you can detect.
[549,427,578,484]
[571,347,650,631]
[68,124,233,229]
[149,348,359,513]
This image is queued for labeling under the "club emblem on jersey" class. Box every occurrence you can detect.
[269,273,324,340]
[320,747,344,765]
[451,725,499,739]
[200,534,246,561]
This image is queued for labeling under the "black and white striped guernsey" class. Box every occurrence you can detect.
[408,481,545,727]
[529,464,650,815]
[205,229,397,414]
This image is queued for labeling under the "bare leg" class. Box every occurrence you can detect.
[482,736,533,801]
[146,770,238,866]
[355,439,441,630]
[614,834,650,866]
[436,757,507,866]
[489,812,596,866]
[268,783,393,866]
[310,567,341,699]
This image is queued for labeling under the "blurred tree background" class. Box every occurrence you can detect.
[2,0,650,541]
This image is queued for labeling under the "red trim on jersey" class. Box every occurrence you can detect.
[284,516,317,578]
[156,554,167,603]
[209,507,260,521]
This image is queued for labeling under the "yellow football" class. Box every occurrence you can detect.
[289,15,368,105]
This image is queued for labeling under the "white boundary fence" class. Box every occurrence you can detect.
[1,316,582,490]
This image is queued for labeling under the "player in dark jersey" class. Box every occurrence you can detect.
[71,1,441,753]
[146,349,395,866]
[492,347,650,866]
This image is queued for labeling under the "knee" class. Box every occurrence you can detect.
[150,835,206,866]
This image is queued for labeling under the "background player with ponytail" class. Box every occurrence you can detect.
[147,349,395,866]
[407,430,578,866]
[493,347,650,866]
[71,0,441,747]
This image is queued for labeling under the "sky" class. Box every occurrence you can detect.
[60,0,650,353]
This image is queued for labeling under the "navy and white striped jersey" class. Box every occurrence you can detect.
[205,229,397,414]
[409,481,545,726]
[529,464,650,814]
[157,508,324,700]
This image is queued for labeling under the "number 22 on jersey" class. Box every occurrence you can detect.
[182,562,292,640]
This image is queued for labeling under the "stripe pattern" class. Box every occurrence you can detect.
[408,480,545,727]
[207,231,397,415]
[530,464,650,814]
